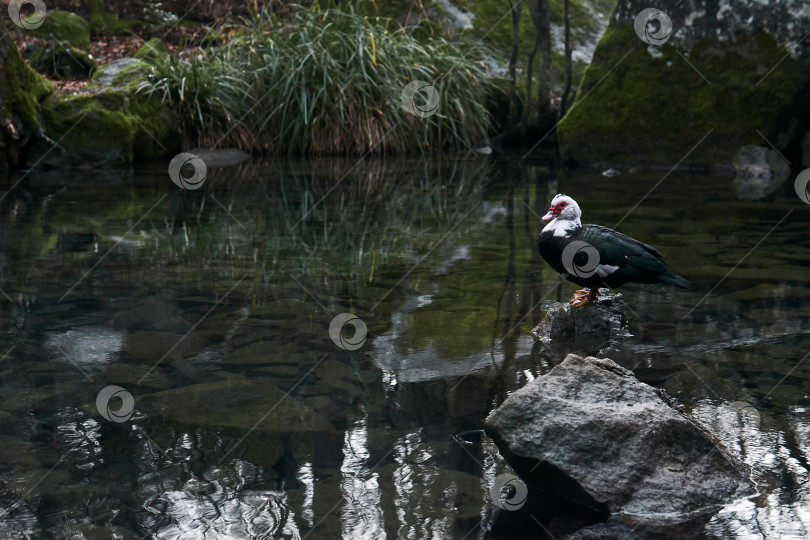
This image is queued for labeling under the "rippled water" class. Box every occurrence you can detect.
[0,154,808,539]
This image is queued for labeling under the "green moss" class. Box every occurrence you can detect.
[134,38,169,61]
[90,0,147,35]
[557,24,809,165]
[0,29,53,129]
[85,58,179,161]
[128,95,179,161]
[40,92,134,165]
[38,90,176,166]
[24,10,91,49]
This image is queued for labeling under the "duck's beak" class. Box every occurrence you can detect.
[541,208,555,221]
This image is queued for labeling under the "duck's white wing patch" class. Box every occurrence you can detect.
[595,264,620,278]
[542,218,578,238]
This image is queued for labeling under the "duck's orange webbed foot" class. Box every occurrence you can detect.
[571,288,600,306]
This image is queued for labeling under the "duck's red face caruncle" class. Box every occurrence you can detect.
[542,200,568,221]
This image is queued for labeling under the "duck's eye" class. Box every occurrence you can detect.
[559,202,567,209]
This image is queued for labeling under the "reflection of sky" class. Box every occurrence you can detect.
[0,500,36,539]
[340,412,384,540]
[372,287,536,384]
[154,488,297,539]
[138,452,302,539]
[393,430,456,540]
[695,401,810,538]
[55,408,102,471]
[45,326,124,366]
[298,463,315,528]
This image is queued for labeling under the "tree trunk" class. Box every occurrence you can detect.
[523,0,552,131]
[532,0,552,121]
[508,0,522,129]
[521,15,539,134]
[558,0,573,121]
[0,23,55,169]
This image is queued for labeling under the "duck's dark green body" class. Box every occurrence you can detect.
[538,223,689,290]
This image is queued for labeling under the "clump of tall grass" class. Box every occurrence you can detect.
[134,5,494,154]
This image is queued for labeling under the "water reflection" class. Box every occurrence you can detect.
[0,155,808,538]
[340,412,383,540]
[140,449,301,539]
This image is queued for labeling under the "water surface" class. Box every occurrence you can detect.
[0,154,808,539]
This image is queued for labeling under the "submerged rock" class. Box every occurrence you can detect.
[484,354,754,536]
[188,147,251,168]
[732,145,790,200]
[533,290,625,342]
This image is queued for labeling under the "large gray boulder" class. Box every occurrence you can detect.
[485,354,754,536]
[558,0,810,167]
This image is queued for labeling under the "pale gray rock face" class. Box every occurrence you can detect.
[93,57,142,86]
[485,354,755,536]
[613,0,810,59]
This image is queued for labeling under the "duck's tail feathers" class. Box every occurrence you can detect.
[660,271,690,289]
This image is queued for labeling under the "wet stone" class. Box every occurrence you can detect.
[485,354,755,536]
[533,290,626,342]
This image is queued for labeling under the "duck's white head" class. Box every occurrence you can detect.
[542,194,581,224]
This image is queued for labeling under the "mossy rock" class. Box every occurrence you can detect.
[91,57,144,86]
[39,91,134,166]
[24,39,97,79]
[36,90,178,167]
[90,0,148,35]
[23,10,90,49]
[557,24,810,166]
[133,38,169,62]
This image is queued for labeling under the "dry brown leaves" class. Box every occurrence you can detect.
[12,28,206,96]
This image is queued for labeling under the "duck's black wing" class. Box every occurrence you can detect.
[581,225,690,289]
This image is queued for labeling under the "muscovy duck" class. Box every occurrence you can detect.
[538,194,689,306]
